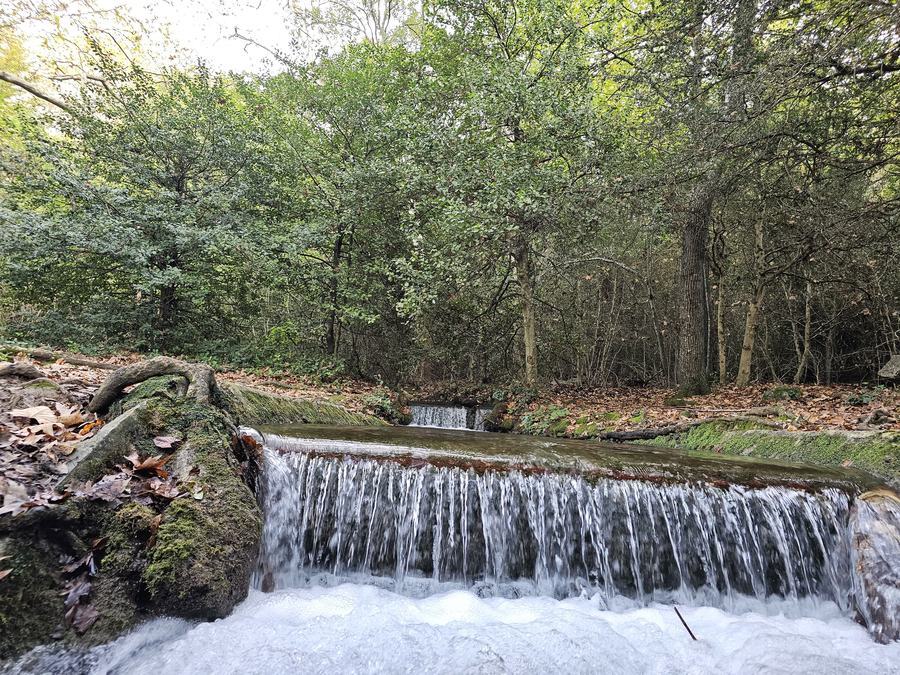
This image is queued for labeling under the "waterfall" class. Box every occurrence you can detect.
[409,403,493,430]
[255,444,853,610]
[409,404,469,429]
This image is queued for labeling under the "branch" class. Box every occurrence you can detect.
[0,71,72,113]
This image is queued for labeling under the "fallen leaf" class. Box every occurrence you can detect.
[60,412,84,427]
[62,578,92,608]
[66,602,99,634]
[9,406,57,425]
[125,452,171,478]
[152,435,180,449]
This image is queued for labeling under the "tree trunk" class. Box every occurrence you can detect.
[735,285,765,386]
[716,272,727,384]
[324,231,344,357]
[736,219,766,387]
[510,234,538,385]
[793,280,812,383]
[676,187,712,394]
[156,283,178,337]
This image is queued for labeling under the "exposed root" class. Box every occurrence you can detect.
[88,357,217,414]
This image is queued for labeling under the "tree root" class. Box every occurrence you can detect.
[88,356,218,413]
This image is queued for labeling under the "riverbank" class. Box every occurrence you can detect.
[2,346,897,491]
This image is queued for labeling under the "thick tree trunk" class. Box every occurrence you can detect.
[676,188,712,394]
[156,283,178,335]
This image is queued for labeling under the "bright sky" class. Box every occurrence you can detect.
[147,0,295,72]
[20,0,299,75]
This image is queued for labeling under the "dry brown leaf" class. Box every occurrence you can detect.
[60,412,84,427]
[152,435,180,449]
[10,406,57,425]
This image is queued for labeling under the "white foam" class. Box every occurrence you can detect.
[88,585,899,675]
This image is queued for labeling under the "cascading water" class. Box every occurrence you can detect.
[10,428,897,673]
[409,403,470,429]
[255,441,852,611]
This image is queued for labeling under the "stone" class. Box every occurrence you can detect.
[850,488,900,643]
[6,377,72,410]
[878,355,900,380]
[58,402,147,488]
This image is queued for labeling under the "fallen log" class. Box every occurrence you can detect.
[0,362,45,380]
[0,345,119,371]
[597,415,782,442]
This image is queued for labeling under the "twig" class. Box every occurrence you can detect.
[673,605,698,641]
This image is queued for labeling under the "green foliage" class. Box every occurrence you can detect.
[520,404,570,437]
[0,0,897,388]
[363,387,411,425]
[846,387,884,407]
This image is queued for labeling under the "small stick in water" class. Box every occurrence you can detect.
[673,606,698,641]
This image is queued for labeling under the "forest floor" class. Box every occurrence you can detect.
[1,348,898,514]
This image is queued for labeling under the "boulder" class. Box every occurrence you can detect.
[1,370,262,658]
[850,488,900,643]
[58,402,147,487]
[878,355,900,380]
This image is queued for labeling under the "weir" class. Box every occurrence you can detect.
[252,425,872,612]
[408,403,492,430]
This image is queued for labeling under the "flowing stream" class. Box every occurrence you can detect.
[8,425,898,674]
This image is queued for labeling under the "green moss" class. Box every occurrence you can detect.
[600,411,622,421]
[642,421,899,485]
[220,383,383,427]
[573,421,599,438]
[762,385,802,402]
[22,378,63,391]
[0,536,63,659]
[139,398,261,619]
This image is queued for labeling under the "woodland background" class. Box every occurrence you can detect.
[1,0,898,393]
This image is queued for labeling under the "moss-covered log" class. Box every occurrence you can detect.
[220,382,384,427]
[639,420,899,486]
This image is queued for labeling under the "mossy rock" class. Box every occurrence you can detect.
[139,398,261,619]
[2,393,262,658]
[762,385,802,402]
[220,383,383,427]
[642,420,899,486]
[0,535,64,659]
